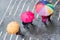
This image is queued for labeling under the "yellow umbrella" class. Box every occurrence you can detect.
[6,21,20,34]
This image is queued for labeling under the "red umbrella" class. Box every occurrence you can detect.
[20,11,34,23]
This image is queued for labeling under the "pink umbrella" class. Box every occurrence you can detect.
[20,11,34,23]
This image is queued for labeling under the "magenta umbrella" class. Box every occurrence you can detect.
[20,11,34,23]
[20,11,35,29]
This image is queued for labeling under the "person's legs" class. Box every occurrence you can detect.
[29,22,33,25]
[22,22,36,31]
[22,22,29,29]
[28,22,36,30]
[48,15,52,22]
[16,28,24,37]
[42,21,47,26]
[42,16,47,26]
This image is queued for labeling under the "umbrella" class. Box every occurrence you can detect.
[35,1,54,16]
[7,21,20,34]
[20,11,34,23]
[20,11,35,30]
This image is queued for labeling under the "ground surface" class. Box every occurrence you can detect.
[0,0,60,40]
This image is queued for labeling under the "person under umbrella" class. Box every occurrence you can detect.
[7,21,24,37]
[35,0,54,25]
[20,11,35,29]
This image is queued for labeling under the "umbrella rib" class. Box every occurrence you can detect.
[9,0,18,16]
[36,6,46,17]
[0,0,13,25]
[13,0,23,16]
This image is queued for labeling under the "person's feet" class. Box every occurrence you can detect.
[16,32,25,38]
[22,22,33,29]
[20,33,25,38]
[48,19,52,24]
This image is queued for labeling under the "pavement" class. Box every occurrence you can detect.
[0,0,60,40]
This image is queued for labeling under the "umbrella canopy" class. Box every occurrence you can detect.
[35,1,54,16]
[20,11,34,23]
[6,21,20,34]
